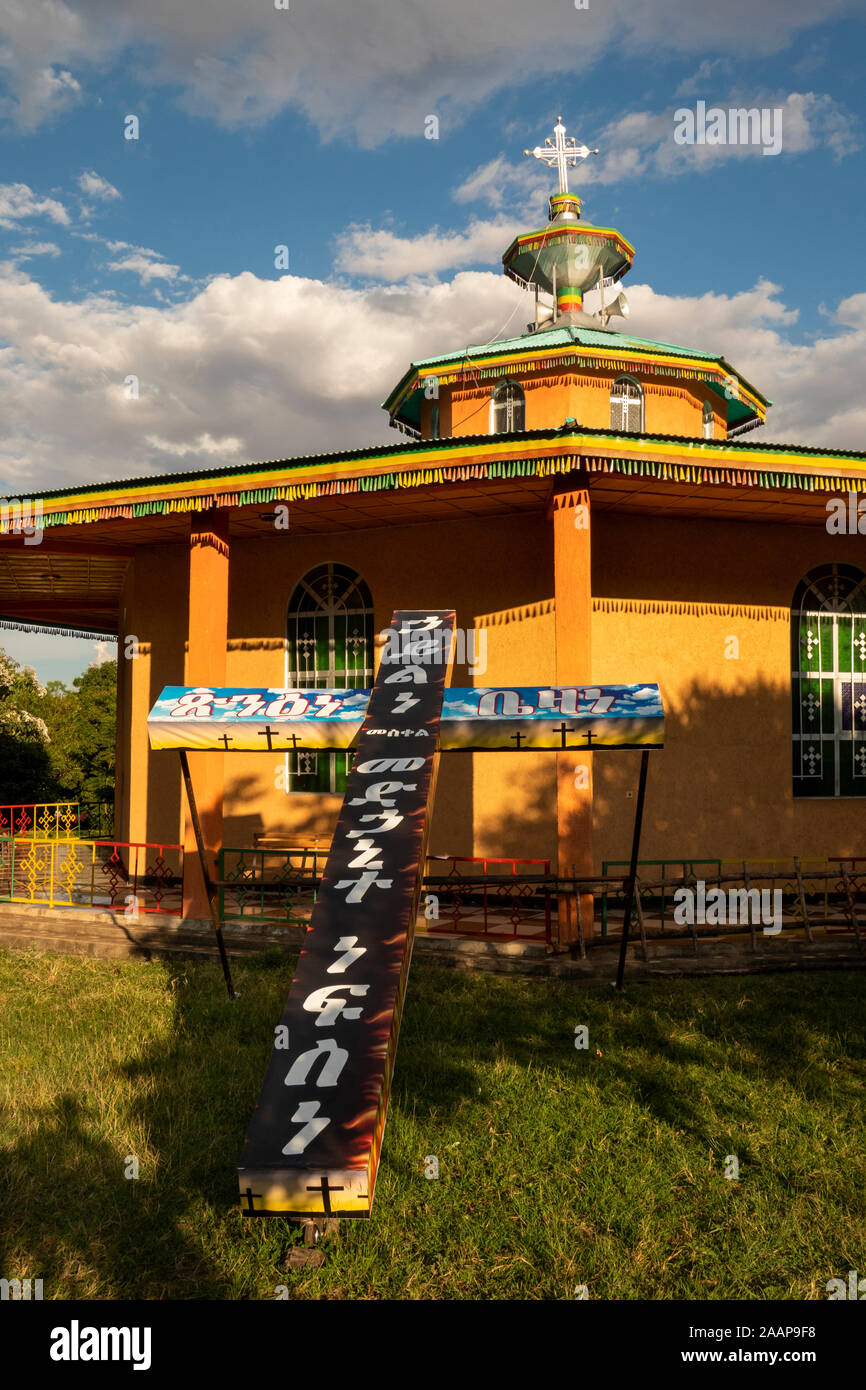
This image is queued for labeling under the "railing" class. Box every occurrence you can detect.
[602,858,721,935]
[597,860,864,955]
[78,802,116,839]
[0,838,182,914]
[219,846,322,924]
[0,803,80,839]
[0,801,115,840]
[423,855,553,941]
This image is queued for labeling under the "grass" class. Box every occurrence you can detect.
[0,945,863,1300]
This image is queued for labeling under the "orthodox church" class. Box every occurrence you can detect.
[2,119,865,934]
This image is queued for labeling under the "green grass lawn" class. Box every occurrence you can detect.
[0,945,863,1300]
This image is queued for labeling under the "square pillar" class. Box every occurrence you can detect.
[182,509,230,919]
[551,480,594,944]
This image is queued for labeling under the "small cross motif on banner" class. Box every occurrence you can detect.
[306,1174,344,1217]
[242,1187,263,1214]
[582,729,598,747]
[510,729,526,748]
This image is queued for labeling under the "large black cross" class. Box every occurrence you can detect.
[257,725,277,750]
[242,1186,262,1214]
[218,733,234,750]
[554,722,575,748]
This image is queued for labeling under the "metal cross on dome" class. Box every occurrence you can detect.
[523,116,598,194]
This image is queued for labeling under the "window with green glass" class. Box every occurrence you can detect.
[792,563,866,798]
[286,563,374,794]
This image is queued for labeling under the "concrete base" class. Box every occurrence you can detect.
[0,902,862,981]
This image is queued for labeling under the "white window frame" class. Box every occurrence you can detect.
[610,375,644,434]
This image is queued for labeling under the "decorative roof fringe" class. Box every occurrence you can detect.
[0,619,118,640]
[34,449,857,530]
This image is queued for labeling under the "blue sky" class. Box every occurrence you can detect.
[1,0,865,683]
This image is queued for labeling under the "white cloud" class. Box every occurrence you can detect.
[0,262,527,492]
[144,431,242,458]
[9,240,61,258]
[0,182,69,229]
[77,170,121,201]
[0,0,860,141]
[452,156,545,215]
[0,256,863,501]
[455,93,859,203]
[334,218,527,280]
[106,251,183,284]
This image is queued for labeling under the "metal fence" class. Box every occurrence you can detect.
[219,846,323,924]
[0,837,182,914]
[0,802,80,838]
[0,801,115,840]
[422,855,552,941]
[601,858,722,934]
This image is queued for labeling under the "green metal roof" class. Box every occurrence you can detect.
[409,324,723,369]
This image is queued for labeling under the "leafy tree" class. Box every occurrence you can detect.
[50,660,117,807]
[0,648,117,823]
[0,649,54,804]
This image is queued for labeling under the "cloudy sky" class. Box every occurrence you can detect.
[1,0,865,681]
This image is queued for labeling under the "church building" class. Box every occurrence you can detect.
[3,119,865,937]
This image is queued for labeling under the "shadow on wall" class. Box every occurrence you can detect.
[594,674,866,865]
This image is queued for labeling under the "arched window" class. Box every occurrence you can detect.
[792,563,866,798]
[610,376,643,433]
[286,563,374,794]
[702,400,714,439]
[490,380,525,434]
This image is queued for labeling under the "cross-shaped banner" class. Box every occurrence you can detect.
[146,614,665,1217]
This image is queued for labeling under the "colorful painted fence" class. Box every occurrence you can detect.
[0,801,115,840]
[423,855,552,941]
[0,838,183,914]
[219,846,322,924]
[0,803,80,839]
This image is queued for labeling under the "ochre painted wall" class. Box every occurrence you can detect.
[120,543,188,850]
[591,513,866,866]
[433,371,719,440]
[130,513,557,864]
[121,503,866,876]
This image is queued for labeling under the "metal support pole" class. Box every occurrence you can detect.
[179,750,238,1001]
[615,749,650,991]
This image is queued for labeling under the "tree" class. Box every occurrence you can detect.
[0,649,53,804]
[50,660,117,807]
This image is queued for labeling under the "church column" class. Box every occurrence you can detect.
[551,478,594,944]
[182,509,230,919]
